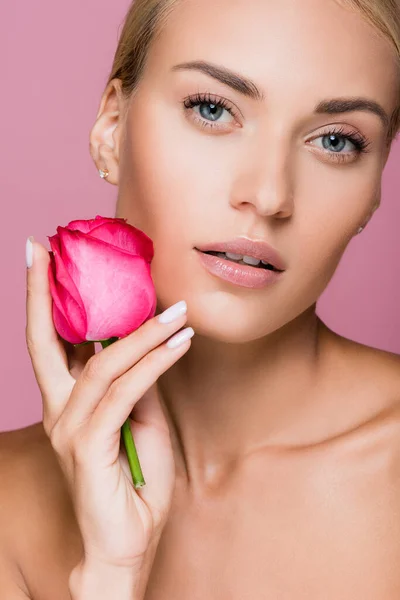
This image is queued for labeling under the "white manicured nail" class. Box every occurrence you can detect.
[166,327,194,349]
[158,300,187,324]
[26,236,34,268]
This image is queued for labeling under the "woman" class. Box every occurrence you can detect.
[1,0,400,597]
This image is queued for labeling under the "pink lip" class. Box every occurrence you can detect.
[195,237,286,271]
[195,249,284,289]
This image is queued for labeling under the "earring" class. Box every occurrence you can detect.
[357,225,364,234]
[99,168,109,179]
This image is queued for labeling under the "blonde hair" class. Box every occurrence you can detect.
[107,0,400,144]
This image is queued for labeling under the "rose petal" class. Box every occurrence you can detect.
[48,233,88,341]
[145,271,158,320]
[52,294,84,345]
[65,216,154,263]
[66,215,127,234]
[57,229,156,340]
[87,221,154,263]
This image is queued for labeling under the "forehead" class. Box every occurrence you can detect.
[147,0,398,115]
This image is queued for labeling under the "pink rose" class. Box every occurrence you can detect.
[47,215,157,344]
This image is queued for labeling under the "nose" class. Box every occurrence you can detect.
[230,138,294,219]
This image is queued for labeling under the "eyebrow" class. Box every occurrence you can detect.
[171,60,390,129]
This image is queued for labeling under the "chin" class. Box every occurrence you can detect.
[174,292,290,344]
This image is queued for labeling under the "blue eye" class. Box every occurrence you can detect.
[316,127,370,155]
[182,94,372,162]
[183,92,238,129]
[197,102,225,122]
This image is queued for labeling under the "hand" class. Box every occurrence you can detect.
[25,239,194,570]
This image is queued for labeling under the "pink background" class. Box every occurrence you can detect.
[1,2,399,432]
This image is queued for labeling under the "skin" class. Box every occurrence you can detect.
[90,0,398,485]
[1,0,400,597]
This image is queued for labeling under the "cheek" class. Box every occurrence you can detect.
[118,99,233,306]
[297,153,380,244]
[119,104,193,239]
[119,97,234,243]
[286,159,381,293]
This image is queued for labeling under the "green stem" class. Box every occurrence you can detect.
[100,338,146,489]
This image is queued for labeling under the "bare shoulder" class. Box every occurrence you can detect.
[0,422,69,535]
[0,423,83,599]
[321,322,400,437]
[334,333,400,398]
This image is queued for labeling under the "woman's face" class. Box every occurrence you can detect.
[112,0,398,342]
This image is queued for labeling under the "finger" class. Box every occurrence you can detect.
[60,310,189,428]
[132,382,169,432]
[66,340,96,380]
[25,238,75,421]
[88,331,193,445]
[127,416,176,513]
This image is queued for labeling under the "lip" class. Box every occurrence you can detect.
[194,237,286,271]
[195,249,284,289]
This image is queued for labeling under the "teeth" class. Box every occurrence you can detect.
[225,252,243,261]
[216,252,266,267]
[225,252,273,267]
[206,250,275,270]
[242,255,261,266]
[224,252,261,265]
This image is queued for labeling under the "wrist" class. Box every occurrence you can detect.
[69,557,144,600]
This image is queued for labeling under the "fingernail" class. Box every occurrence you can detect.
[158,300,187,324]
[26,236,35,268]
[166,326,194,349]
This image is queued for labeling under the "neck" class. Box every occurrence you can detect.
[157,304,330,492]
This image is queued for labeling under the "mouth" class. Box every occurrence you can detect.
[194,237,287,272]
[199,250,280,272]
[194,247,284,289]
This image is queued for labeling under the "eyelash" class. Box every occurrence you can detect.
[182,92,372,163]
[183,92,241,125]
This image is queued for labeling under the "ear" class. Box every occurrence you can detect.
[89,79,127,185]
[382,137,393,169]
[360,193,381,231]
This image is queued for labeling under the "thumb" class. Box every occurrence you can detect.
[25,237,74,422]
